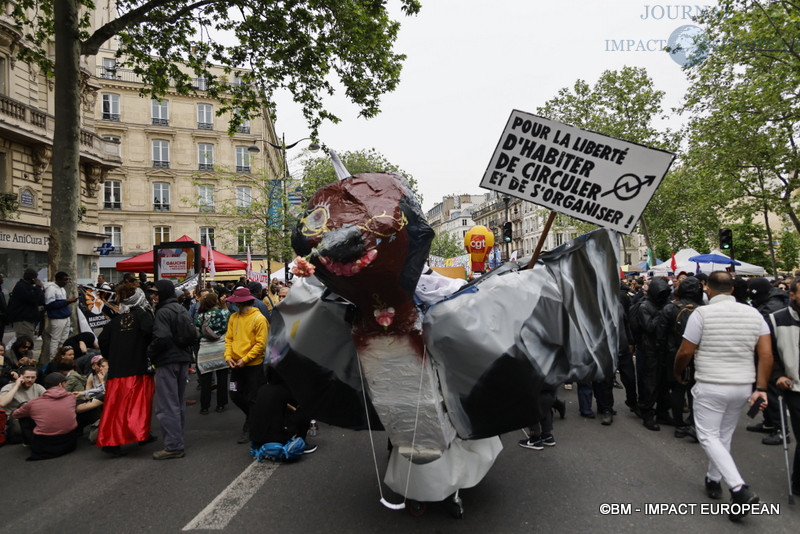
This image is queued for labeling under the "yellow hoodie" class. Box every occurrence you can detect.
[224,306,267,366]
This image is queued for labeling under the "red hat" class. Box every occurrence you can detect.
[227,286,255,303]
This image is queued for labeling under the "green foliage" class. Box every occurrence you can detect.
[536,66,678,250]
[429,231,465,258]
[7,0,422,136]
[683,1,800,235]
[777,229,800,272]
[728,219,771,269]
[300,148,420,202]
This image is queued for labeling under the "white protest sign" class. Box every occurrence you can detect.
[480,110,675,234]
[160,254,189,277]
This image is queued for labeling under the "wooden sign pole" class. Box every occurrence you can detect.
[526,211,557,269]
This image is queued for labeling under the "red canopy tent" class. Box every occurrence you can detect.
[115,235,247,273]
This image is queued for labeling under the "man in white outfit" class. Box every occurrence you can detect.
[43,272,77,365]
[674,271,773,522]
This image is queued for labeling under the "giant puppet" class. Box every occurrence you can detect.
[267,170,620,516]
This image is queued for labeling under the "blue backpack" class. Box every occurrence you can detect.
[250,436,306,462]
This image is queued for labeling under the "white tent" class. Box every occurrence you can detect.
[649,248,765,276]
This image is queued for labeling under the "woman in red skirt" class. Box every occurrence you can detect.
[96,283,155,456]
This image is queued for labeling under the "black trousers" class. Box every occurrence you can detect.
[249,382,310,446]
[199,368,229,410]
[230,365,266,420]
[780,389,800,489]
[617,346,638,410]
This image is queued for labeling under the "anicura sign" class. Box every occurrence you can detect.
[0,230,49,248]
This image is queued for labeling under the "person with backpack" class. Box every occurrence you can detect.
[146,279,195,460]
[631,276,672,431]
[659,275,704,440]
[7,269,45,350]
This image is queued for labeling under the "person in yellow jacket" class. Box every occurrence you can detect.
[225,287,268,444]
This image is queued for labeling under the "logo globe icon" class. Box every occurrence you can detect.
[667,24,708,66]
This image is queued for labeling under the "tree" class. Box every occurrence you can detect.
[536,66,679,254]
[300,148,420,202]
[728,219,771,270]
[682,2,800,263]
[5,0,421,278]
[777,229,800,272]
[429,231,465,258]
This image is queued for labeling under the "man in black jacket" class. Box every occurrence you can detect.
[7,269,44,345]
[147,279,194,460]
[633,276,672,431]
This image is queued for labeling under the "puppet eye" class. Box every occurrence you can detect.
[361,212,407,237]
[300,207,330,237]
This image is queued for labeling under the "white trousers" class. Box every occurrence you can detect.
[47,317,71,363]
[692,381,751,489]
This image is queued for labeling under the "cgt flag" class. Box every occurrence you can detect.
[670,253,677,272]
[246,246,252,280]
[206,235,216,278]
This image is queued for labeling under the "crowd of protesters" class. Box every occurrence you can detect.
[0,270,313,461]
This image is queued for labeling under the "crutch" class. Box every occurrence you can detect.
[777,392,795,505]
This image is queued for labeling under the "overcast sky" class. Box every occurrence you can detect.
[273,0,710,211]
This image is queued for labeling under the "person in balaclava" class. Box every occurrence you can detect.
[632,276,672,431]
[660,275,705,440]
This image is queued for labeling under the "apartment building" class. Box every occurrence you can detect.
[0,17,121,283]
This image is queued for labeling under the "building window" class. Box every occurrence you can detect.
[153,182,170,212]
[154,226,171,246]
[195,76,208,91]
[236,147,250,173]
[237,227,252,253]
[462,219,467,226]
[104,226,122,253]
[236,186,251,212]
[198,185,214,213]
[152,140,169,168]
[198,143,214,171]
[0,56,6,95]
[234,109,250,133]
[102,94,120,121]
[200,227,215,248]
[101,58,117,79]
[103,180,121,210]
[197,104,213,129]
[151,99,169,126]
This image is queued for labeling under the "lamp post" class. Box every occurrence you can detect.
[248,135,319,282]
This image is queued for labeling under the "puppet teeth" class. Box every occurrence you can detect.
[321,249,377,277]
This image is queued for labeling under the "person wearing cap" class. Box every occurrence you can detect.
[246,281,271,319]
[12,371,101,460]
[7,269,45,348]
[147,279,194,460]
[224,286,268,444]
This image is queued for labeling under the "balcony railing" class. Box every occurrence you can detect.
[103,201,121,210]
[102,112,120,121]
[152,118,169,126]
[198,122,213,130]
[236,125,250,134]
[152,161,170,169]
[236,165,250,174]
[153,203,170,212]
[198,163,213,171]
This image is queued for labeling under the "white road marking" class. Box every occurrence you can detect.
[182,460,279,530]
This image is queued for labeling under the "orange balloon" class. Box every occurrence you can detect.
[464,226,495,271]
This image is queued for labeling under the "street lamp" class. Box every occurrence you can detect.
[248,135,320,282]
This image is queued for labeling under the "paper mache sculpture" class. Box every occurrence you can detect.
[266,171,620,516]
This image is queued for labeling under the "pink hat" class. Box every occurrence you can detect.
[227,286,255,303]
[91,355,103,364]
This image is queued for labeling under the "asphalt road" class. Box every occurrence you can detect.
[1,383,797,533]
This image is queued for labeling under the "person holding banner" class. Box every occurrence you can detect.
[195,292,230,414]
[96,284,156,457]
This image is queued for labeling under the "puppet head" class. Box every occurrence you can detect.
[292,173,433,334]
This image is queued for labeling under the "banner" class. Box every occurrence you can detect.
[196,339,228,374]
[77,285,117,329]
[481,110,675,234]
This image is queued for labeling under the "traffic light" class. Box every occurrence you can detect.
[719,228,733,251]
[502,222,512,243]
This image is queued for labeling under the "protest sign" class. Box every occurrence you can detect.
[480,110,675,234]
[77,285,116,329]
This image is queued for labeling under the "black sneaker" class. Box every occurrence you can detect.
[705,477,722,499]
[600,412,613,426]
[518,437,544,450]
[540,434,556,447]
[746,421,775,433]
[762,430,790,446]
[729,485,759,522]
[303,443,318,454]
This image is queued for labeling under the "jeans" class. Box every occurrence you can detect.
[692,381,750,488]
